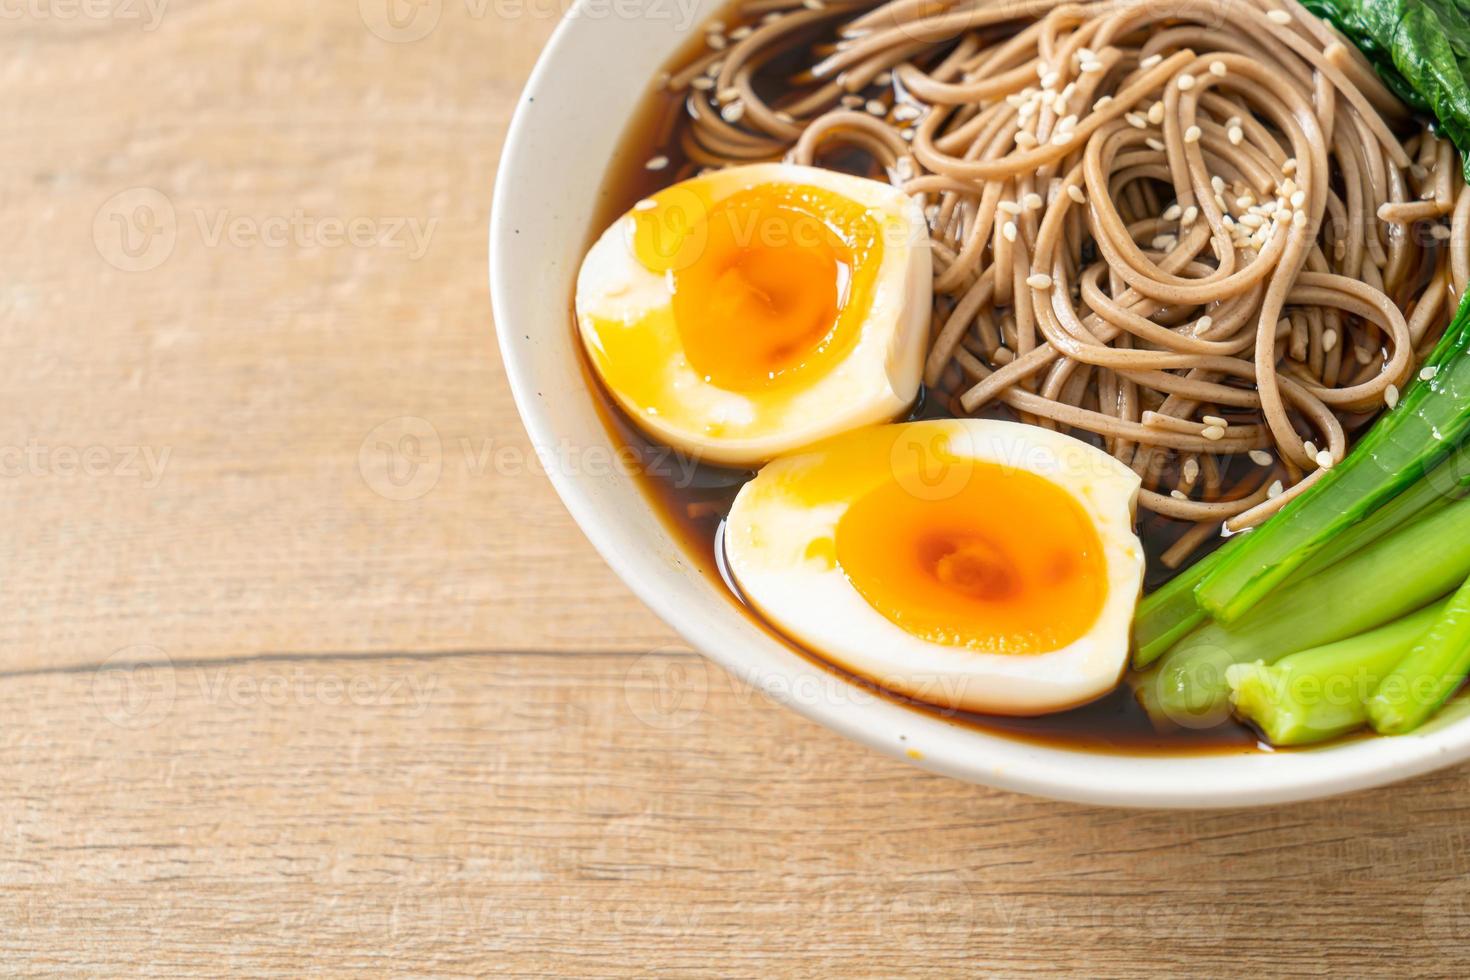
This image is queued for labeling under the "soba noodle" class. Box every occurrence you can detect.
[654,0,1466,563]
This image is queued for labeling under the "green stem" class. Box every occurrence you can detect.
[1226,600,1447,745]
[1367,573,1470,734]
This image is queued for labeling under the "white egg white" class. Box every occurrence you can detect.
[575,162,931,467]
[724,419,1145,716]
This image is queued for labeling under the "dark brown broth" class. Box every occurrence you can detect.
[572,14,1272,756]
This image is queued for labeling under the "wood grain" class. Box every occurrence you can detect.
[3,0,1470,975]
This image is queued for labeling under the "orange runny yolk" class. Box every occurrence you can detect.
[630,182,881,391]
[834,460,1108,654]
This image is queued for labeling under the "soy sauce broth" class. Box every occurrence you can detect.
[570,16,1270,756]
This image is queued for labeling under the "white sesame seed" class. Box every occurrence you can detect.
[841,94,864,108]
[1040,70,1061,89]
[1140,53,1163,69]
[998,200,1022,215]
[1290,190,1306,208]
[1201,425,1225,441]
[1125,112,1147,129]
[1164,203,1183,221]
[1228,126,1244,145]
[707,32,727,50]
[802,0,825,8]
[1182,205,1199,225]
[1268,480,1284,498]
[1433,224,1453,241]
[1421,364,1440,381]
[1267,9,1292,23]
[775,110,795,123]
[1184,126,1202,143]
[1082,60,1104,73]
[893,104,921,121]
[1002,221,1018,242]
[1183,458,1200,483]
[1282,158,1298,175]
[1094,95,1114,110]
[1303,440,1317,458]
[1202,415,1227,428]
[715,86,740,103]
[1211,175,1226,195]
[1171,489,1189,500]
[1016,131,1039,148]
[1249,449,1273,466]
[1036,61,1050,78]
[1210,61,1227,77]
[730,25,752,39]
[1068,185,1087,204]
[721,101,745,123]
[1148,102,1165,124]
[1146,137,1166,152]
[1386,384,1400,409]
[645,155,669,171]
[1238,213,1264,228]
[875,71,892,85]
[1152,234,1178,250]
[866,99,886,116]
[1024,192,1044,210]
[1027,273,1054,289]
[900,128,915,141]
[691,76,715,91]
[1177,74,1196,91]
[1293,210,1307,228]
[1316,450,1335,470]
[633,199,657,212]
[1059,113,1078,131]
[1195,315,1214,332]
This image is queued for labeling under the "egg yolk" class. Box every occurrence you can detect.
[632,182,881,391]
[834,462,1108,654]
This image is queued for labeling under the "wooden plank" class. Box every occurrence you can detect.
[3,648,1470,975]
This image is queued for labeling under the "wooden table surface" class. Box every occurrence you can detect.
[5,1,1470,975]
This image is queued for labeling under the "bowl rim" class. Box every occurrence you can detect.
[489,0,1470,807]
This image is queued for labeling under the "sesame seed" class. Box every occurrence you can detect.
[1051,132,1071,146]
[865,99,886,116]
[1386,384,1400,409]
[1140,53,1163,69]
[1211,175,1226,195]
[1177,74,1196,91]
[707,33,727,50]
[1024,192,1044,210]
[841,94,864,108]
[1201,425,1225,440]
[1293,210,1307,228]
[1210,61,1227,77]
[1171,489,1188,500]
[633,199,657,211]
[1290,190,1306,208]
[1081,60,1104,73]
[1267,9,1292,23]
[1148,102,1165,124]
[730,25,752,39]
[715,86,740,103]
[1316,450,1335,470]
[998,200,1022,215]
[1016,131,1039,148]
[1182,205,1199,225]
[1146,137,1166,152]
[1093,95,1114,109]
[1040,70,1061,89]
[1002,221,1018,242]
[1421,364,1440,381]
[1433,224,1452,240]
[720,101,745,123]
[1125,112,1147,129]
[1303,440,1317,458]
[802,0,825,8]
[690,76,715,91]
[775,110,795,123]
[1184,126,1202,143]
[1195,315,1214,332]
[875,71,892,85]
[1282,158,1298,175]
[645,155,669,171]
[1238,213,1264,228]
[1227,126,1244,145]
[893,104,921,121]
[1164,203,1183,221]
[900,129,915,141]
[1152,234,1178,250]
[1059,113,1078,131]
[1183,458,1200,483]
[1068,185,1087,204]
[1027,272,1054,289]
[1202,415,1227,428]
[1249,450,1273,466]
[1267,480,1284,498]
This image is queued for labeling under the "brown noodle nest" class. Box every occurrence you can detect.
[653,0,1467,565]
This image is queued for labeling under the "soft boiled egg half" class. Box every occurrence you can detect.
[575,163,931,467]
[725,419,1145,715]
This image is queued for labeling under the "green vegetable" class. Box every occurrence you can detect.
[1227,600,1446,745]
[1194,296,1470,623]
[1132,438,1470,670]
[1367,573,1470,733]
[1149,492,1470,727]
[1304,0,1470,177]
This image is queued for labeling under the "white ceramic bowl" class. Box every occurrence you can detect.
[489,0,1470,806]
